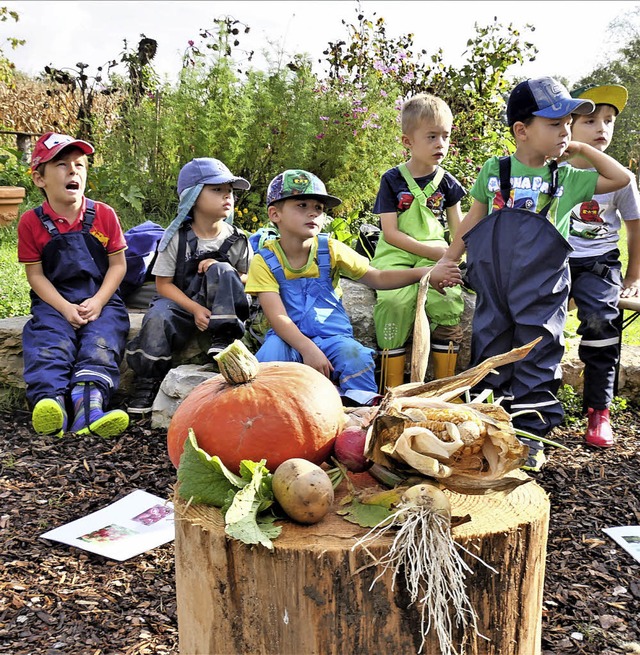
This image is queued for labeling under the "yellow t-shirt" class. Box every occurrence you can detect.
[245,236,370,296]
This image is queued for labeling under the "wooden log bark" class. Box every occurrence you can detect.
[174,471,549,655]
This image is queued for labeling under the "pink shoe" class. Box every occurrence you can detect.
[585,408,614,448]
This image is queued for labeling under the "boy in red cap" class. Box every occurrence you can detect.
[18,132,130,438]
[438,77,632,471]
[567,83,640,447]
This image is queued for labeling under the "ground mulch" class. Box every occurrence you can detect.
[1,402,638,655]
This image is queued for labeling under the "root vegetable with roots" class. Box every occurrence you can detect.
[352,482,495,655]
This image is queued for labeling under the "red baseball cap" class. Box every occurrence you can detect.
[31,132,94,171]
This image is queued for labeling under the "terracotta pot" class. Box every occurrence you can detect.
[0,186,27,227]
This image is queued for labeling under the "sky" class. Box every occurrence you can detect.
[3,1,640,87]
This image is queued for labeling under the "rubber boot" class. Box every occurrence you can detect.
[431,341,459,379]
[585,407,614,448]
[70,382,129,438]
[32,395,68,437]
[377,348,406,393]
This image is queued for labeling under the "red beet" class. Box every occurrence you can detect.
[333,426,372,473]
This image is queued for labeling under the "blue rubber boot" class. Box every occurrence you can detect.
[70,383,129,438]
[32,396,68,437]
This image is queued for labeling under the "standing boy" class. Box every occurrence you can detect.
[371,93,466,387]
[567,83,640,447]
[245,169,462,406]
[126,158,253,415]
[439,77,632,471]
[18,132,130,438]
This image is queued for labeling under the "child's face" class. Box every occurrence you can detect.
[193,183,234,222]
[268,197,325,239]
[520,116,572,160]
[570,105,617,153]
[402,118,451,167]
[32,148,88,206]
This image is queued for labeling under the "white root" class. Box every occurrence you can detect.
[352,498,494,655]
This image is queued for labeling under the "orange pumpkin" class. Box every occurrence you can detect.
[167,341,346,471]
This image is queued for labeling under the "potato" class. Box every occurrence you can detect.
[272,458,334,524]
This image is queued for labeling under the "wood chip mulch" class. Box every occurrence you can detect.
[0,402,638,655]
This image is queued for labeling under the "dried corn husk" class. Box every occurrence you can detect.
[365,338,541,491]
[410,272,431,383]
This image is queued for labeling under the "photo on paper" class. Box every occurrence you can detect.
[41,490,175,561]
[602,525,640,565]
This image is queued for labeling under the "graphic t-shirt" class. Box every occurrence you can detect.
[245,237,370,296]
[568,176,640,259]
[471,155,599,240]
[373,165,465,234]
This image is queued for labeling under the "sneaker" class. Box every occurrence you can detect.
[519,436,547,473]
[521,447,547,473]
[585,407,614,448]
[128,378,161,416]
[207,335,233,357]
[75,410,130,438]
[32,396,68,437]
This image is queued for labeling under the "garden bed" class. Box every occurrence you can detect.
[0,405,638,654]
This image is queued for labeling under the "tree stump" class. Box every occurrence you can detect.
[174,471,549,655]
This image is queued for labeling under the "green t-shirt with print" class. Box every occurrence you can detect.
[470,155,599,240]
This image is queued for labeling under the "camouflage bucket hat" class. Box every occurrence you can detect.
[266,169,342,208]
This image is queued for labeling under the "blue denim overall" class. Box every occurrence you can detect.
[256,234,377,397]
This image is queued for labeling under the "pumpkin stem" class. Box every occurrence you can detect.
[214,340,260,385]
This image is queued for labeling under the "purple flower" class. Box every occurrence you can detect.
[316,133,325,140]
[188,40,194,47]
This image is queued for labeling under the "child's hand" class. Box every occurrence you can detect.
[198,259,218,274]
[193,304,212,331]
[621,277,640,298]
[429,260,462,294]
[300,342,334,379]
[78,297,105,322]
[62,303,88,330]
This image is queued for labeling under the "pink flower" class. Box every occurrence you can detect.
[316,133,325,140]
[188,40,194,47]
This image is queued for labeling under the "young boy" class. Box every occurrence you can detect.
[18,132,130,438]
[245,169,462,406]
[567,83,640,448]
[126,157,253,415]
[438,77,632,471]
[371,93,466,386]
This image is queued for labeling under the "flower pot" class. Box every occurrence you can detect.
[0,186,27,227]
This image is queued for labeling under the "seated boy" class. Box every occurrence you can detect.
[17,132,130,438]
[371,93,466,386]
[245,169,462,405]
[126,157,253,415]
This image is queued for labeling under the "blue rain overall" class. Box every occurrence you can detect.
[125,221,250,380]
[22,200,130,406]
[463,157,569,437]
[569,250,622,411]
[256,234,377,397]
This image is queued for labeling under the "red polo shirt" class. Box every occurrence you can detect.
[17,198,127,264]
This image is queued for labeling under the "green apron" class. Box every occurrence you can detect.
[371,164,464,350]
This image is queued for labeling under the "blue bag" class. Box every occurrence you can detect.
[120,220,165,299]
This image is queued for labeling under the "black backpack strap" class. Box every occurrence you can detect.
[173,221,192,291]
[499,156,511,207]
[33,205,59,236]
[539,160,559,218]
[82,199,96,231]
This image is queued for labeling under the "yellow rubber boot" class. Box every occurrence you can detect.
[431,342,459,379]
[378,348,406,393]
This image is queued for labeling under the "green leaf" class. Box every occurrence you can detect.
[224,462,280,548]
[336,499,396,528]
[176,430,244,506]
